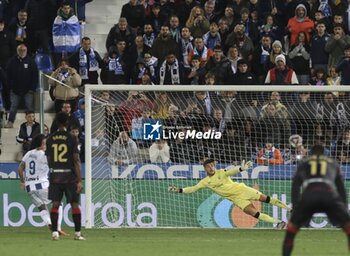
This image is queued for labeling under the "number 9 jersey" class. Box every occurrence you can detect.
[46,130,80,184]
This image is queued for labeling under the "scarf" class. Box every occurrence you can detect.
[263,147,276,159]
[143,33,155,48]
[260,45,270,64]
[159,59,180,85]
[108,57,124,75]
[194,46,208,62]
[79,47,99,79]
[145,56,158,78]
[181,38,194,68]
[58,70,69,82]
[15,23,27,42]
[319,0,332,17]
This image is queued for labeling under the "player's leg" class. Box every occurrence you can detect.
[66,183,85,240]
[259,194,292,211]
[243,203,279,225]
[282,221,300,256]
[57,204,69,236]
[29,191,51,226]
[48,184,63,240]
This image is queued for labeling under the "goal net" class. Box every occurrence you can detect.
[84,85,350,229]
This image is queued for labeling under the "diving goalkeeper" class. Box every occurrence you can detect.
[168,159,291,228]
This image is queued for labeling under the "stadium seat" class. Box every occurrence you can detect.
[35,53,54,74]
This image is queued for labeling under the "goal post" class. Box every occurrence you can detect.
[85,84,350,229]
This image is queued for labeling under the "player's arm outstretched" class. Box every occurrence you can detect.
[168,181,205,194]
[224,160,253,176]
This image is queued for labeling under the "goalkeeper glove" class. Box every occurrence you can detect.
[240,160,253,172]
[168,186,179,193]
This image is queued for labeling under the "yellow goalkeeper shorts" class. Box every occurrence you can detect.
[230,185,262,210]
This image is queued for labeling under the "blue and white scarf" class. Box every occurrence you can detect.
[108,57,124,75]
[159,59,180,85]
[79,47,99,79]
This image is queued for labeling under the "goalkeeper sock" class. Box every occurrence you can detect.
[269,197,290,210]
[72,207,81,232]
[50,207,59,232]
[257,212,277,224]
[282,225,299,256]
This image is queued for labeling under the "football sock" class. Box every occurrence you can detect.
[269,197,290,210]
[57,205,63,231]
[72,207,81,232]
[282,225,299,256]
[41,209,51,226]
[258,212,277,224]
[50,207,59,232]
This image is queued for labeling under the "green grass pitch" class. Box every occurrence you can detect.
[0,227,348,256]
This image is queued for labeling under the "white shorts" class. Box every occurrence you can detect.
[28,188,51,207]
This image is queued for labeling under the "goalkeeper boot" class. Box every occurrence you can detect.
[276,221,287,230]
[52,231,59,241]
[74,231,86,241]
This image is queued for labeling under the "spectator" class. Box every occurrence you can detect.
[238,7,260,45]
[175,0,199,27]
[142,23,156,48]
[258,15,280,41]
[226,45,242,74]
[151,25,179,64]
[214,90,242,122]
[128,35,151,69]
[325,23,350,70]
[100,42,130,85]
[202,21,221,50]
[149,139,170,163]
[178,26,194,69]
[8,9,29,48]
[308,68,327,86]
[316,92,338,136]
[49,59,82,113]
[264,40,291,74]
[69,37,103,86]
[261,91,289,120]
[187,54,203,85]
[25,0,56,54]
[251,34,272,84]
[326,66,341,88]
[169,15,182,43]
[0,66,6,113]
[233,58,258,86]
[131,57,151,85]
[109,131,139,165]
[286,3,314,47]
[225,23,254,61]
[188,37,213,68]
[157,51,187,85]
[120,0,145,32]
[0,19,16,70]
[202,45,234,85]
[105,17,136,52]
[65,0,92,23]
[336,44,350,85]
[152,91,174,119]
[216,122,246,164]
[50,101,80,133]
[265,54,299,85]
[72,98,85,139]
[69,123,84,162]
[145,4,166,35]
[310,21,330,74]
[212,108,225,133]
[288,31,311,85]
[257,141,284,165]
[203,0,218,24]
[335,127,350,164]
[217,18,230,53]
[131,108,152,140]
[52,2,81,60]
[186,6,210,38]
[143,52,158,83]
[16,111,40,155]
[222,5,236,31]
[290,92,317,145]
[5,44,38,129]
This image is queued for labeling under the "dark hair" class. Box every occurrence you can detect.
[30,134,46,150]
[55,112,69,127]
[25,110,35,116]
[310,145,324,155]
[344,45,350,51]
[203,159,215,166]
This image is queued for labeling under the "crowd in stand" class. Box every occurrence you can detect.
[2,0,350,166]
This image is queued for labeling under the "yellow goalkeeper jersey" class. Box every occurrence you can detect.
[183,168,246,199]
